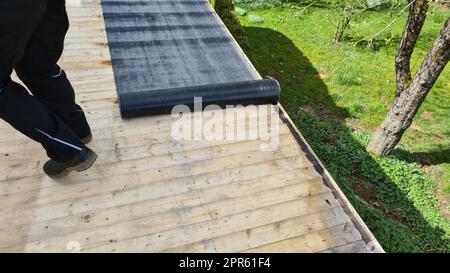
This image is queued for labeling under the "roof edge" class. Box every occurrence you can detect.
[277,105,385,253]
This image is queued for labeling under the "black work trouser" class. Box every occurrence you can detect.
[0,0,91,162]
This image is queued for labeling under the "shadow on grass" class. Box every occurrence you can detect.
[242,26,450,252]
[392,147,450,166]
[241,27,350,120]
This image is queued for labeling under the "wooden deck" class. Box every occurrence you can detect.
[0,0,383,253]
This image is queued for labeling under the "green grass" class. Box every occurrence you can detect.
[233,0,283,9]
[222,2,450,252]
[293,111,450,252]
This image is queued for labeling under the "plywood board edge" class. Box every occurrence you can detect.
[277,104,385,253]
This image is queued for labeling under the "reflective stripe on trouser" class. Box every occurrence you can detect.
[0,81,84,162]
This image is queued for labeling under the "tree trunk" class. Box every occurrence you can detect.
[395,0,429,94]
[213,0,250,49]
[367,18,450,156]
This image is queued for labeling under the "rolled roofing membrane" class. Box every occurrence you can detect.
[101,0,280,118]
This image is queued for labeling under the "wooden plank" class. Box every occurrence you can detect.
[163,207,350,252]
[0,133,300,206]
[0,174,326,250]
[84,192,340,253]
[0,143,311,201]
[3,189,335,252]
[242,223,362,253]
[0,105,281,141]
[0,157,317,239]
[320,240,373,253]
[0,134,299,195]
[0,126,292,164]
[0,113,289,159]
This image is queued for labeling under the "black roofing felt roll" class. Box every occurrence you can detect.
[119,79,280,118]
[101,0,280,118]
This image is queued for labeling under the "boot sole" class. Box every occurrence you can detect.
[48,151,98,179]
[81,133,93,145]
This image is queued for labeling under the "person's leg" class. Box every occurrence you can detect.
[0,1,96,176]
[0,81,84,162]
[14,0,92,141]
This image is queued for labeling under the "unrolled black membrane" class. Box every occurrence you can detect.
[101,0,280,118]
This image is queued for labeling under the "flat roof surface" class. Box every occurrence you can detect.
[0,0,382,253]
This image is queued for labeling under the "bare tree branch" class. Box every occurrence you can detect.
[395,0,429,94]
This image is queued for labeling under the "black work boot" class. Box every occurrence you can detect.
[80,132,93,144]
[43,147,97,179]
